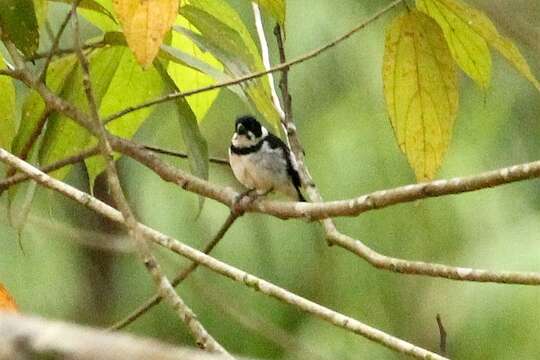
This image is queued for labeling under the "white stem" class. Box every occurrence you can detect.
[252,3,286,121]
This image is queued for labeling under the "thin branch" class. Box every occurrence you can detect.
[0,142,228,194]
[101,0,404,125]
[29,41,106,61]
[0,146,99,194]
[0,148,446,360]
[143,144,229,165]
[109,211,239,330]
[39,2,80,82]
[436,314,447,356]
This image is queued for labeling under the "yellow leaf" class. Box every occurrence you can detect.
[0,284,17,312]
[113,0,179,67]
[167,16,222,121]
[383,11,458,181]
[422,0,540,92]
[417,0,491,89]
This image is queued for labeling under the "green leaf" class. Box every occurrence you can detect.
[0,57,16,150]
[73,0,119,32]
[39,47,125,179]
[383,11,458,181]
[160,44,246,100]
[12,55,79,157]
[156,61,209,212]
[420,0,540,92]
[416,0,491,89]
[0,0,39,57]
[251,0,285,25]
[85,47,164,188]
[179,0,281,128]
[167,16,223,121]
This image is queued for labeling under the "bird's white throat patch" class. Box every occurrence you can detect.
[231,126,269,148]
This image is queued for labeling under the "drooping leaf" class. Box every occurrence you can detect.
[167,16,223,121]
[419,0,540,92]
[0,57,16,150]
[156,61,208,212]
[0,283,17,312]
[160,44,246,100]
[76,0,119,32]
[39,47,125,179]
[12,55,79,157]
[383,11,458,181]
[250,0,285,25]
[417,0,491,89]
[179,0,280,128]
[112,0,179,67]
[85,48,164,188]
[0,0,39,57]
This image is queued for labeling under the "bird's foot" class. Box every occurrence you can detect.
[232,188,272,216]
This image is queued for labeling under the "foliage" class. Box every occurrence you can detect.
[0,0,539,359]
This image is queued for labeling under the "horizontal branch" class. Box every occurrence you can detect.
[0,147,99,193]
[0,147,446,360]
[0,313,231,360]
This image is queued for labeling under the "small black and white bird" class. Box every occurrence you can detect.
[229,115,305,201]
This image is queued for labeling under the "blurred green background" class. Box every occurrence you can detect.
[1,0,540,359]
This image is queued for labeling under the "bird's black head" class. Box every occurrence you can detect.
[235,115,263,140]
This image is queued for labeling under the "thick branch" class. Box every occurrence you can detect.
[0,313,231,360]
[0,148,446,360]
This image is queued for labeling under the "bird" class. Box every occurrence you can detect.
[229,115,305,202]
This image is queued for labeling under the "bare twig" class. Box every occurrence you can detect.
[71,5,229,355]
[101,0,404,126]
[29,41,106,61]
[39,2,81,82]
[0,148,446,360]
[109,211,239,330]
[143,144,229,165]
[0,141,228,194]
[0,146,99,193]
[436,314,448,356]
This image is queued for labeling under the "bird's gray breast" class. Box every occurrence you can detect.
[229,141,289,192]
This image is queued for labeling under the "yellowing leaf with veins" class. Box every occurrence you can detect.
[383,11,458,181]
[417,0,491,89]
[420,0,540,92]
[113,0,179,66]
[167,16,222,121]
